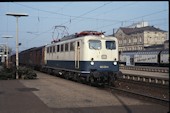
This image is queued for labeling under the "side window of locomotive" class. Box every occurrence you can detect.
[61,44,64,52]
[106,41,116,50]
[57,45,60,52]
[77,41,80,48]
[65,43,69,52]
[47,47,49,53]
[53,46,55,52]
[89,40,101,50]
[70,42,75,51]
[50,46,52,53]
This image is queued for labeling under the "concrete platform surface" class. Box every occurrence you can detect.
[0,71,169,113]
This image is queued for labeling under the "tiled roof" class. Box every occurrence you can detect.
[119,26,166,35]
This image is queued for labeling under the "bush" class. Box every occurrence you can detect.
[0,68,15,80]
[0,66,37,80]
[18,67,37,79]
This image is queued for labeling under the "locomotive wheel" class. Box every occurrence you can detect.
[64,72,69,80]
[89,75,95,86]
[108,75,115,86]
[64,75,69,79]
[75,74,81,83]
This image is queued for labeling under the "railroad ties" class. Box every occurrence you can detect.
[121,74,169,85]
[119,66,169,85]
[120,66,169,73]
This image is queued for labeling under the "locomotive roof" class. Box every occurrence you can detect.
[50,31,105,44]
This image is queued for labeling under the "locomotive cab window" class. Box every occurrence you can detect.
[89,40,101,50]
[106,41,116,50]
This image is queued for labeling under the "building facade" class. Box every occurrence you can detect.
[0,44,7,64]
[115,26,168,52]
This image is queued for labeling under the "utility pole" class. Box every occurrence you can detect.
[6,12,29,79]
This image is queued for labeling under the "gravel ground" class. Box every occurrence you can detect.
[115,80,169,100]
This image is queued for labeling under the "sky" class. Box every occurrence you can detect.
[0,1,169,52]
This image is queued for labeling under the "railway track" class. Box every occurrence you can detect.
[103,78,169,106]
[121,73,169,85]
[106,86,169,106]
[120,65,169,73]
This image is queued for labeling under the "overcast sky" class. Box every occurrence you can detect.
[0,1,169,52]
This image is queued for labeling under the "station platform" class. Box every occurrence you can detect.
[0,72,169,113]
[0,80,53,113]
[120,69,169,79]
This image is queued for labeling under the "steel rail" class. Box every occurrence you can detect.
[106,85,169,106]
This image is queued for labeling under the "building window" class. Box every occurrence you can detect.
[120,40,123,45]
[133,37,137,43]
[129,39,131,44]
[139,37,142,42]
[123,39,127,44]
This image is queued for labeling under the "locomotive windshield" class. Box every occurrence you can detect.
[106,41,116,50]
[89,40,101,50]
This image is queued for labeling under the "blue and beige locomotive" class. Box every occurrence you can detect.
[43,31,122,85]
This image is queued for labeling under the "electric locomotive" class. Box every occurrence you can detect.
[43,31,122,85]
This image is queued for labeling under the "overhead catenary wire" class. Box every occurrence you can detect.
[2,2,168,51]
[91,9,168,31]
[9,2,168,28]
[12,2,113,24]
[59,2,113,26]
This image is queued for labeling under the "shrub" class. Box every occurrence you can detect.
[18,67,37,79]
[0,66,37,80]
[0,68,15,80]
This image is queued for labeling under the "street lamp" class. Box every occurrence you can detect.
[6,12,29,79]
[1,35,13,68]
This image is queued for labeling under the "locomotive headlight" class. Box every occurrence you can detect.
[90,58,94,65]
[90,61,94,65]
[113,61,117,65]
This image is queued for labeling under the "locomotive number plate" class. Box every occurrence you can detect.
[100,66,109,68]
[101,55,107,59]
